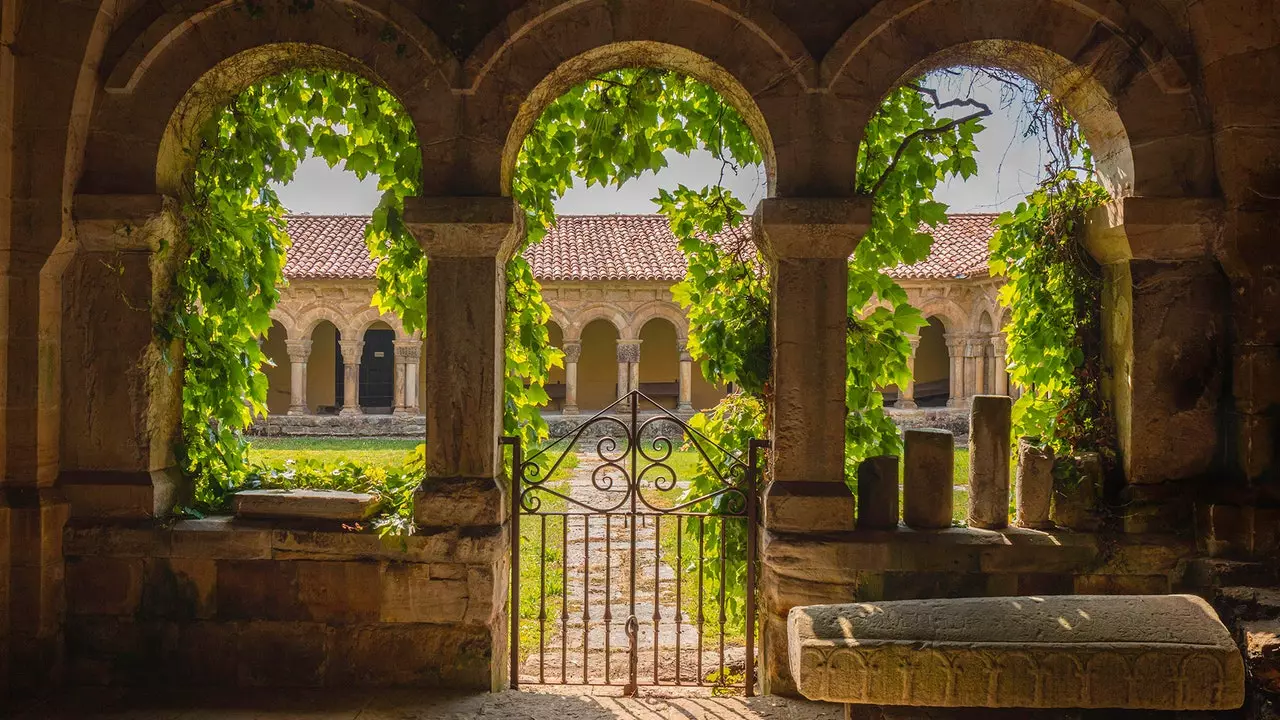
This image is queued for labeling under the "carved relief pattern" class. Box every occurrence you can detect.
[616,342,642,363]
[562,341,582,363]
[798,643,1242,710]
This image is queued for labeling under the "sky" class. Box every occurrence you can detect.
[273,71,1053,217]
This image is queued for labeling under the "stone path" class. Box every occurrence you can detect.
[519,453,746,689]
[15,688,843,719]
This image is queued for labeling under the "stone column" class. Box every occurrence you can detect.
[61,194,186,520]
[895,334,920,409]
[405,197,518,691]
[945,334,966,407]
[286,339,312,415]
[617,340,641,397]
[903,428,955,529]
[967,395,1012,529]
[393,340,419,415]
[966,336,987,396]
[992,334,1009,397]
[562,340,581,414]
[756,197,869,695]
[338,339,364,416]
[677,339,694,411]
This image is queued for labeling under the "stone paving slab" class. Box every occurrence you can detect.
[15,689,843,720]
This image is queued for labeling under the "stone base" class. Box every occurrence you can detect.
[233,490,379,522]
[250,414,426,438]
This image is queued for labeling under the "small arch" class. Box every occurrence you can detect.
[347,307,407,342]
[637,317,682,410]
[914,299,970,336]
[307,319,342,414]
[261,320,291,416]
[566,304,629,341]
[624,301,689,341]
[358,320,396,413]
[494,41,780,200]
[913,316,951,408]
[577,318,622,411]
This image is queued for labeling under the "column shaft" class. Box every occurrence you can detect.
[339,340,364,416]
[286,339,311,415]
[562,341,581,414]
[896,336,919,409]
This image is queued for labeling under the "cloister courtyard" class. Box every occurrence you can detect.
[2,0,1279,718]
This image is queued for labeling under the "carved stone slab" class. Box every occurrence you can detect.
[233,489,379,522]
[788,595,1244,710]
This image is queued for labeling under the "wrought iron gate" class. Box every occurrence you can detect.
[501,391,765,695]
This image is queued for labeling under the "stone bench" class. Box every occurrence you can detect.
[788,594,1244,711]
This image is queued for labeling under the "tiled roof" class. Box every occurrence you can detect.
[281,212,999,281]
[281,215,379,279]
[888,213,999,279]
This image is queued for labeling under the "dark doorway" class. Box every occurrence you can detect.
[360,326,395,412]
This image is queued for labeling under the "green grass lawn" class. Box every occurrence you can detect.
[248,436,423,468]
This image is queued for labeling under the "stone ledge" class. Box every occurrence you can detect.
[233,489,379,522]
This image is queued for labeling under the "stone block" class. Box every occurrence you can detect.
[1050,453,1103,532]
[1073,574,1170,595]
[233,489,379,522]
[170,518,271,560]
[214,560,305,621]
[967,396,1011,529]
[295,561,382,623]
[881,571,986,600]
[789,595,1245,709]
[64,521,169,558]
[236,621,333,687]
[1014,438,1053,529]
[902,429,954,530]
[327,624,493,688]
[764,481,856,533]
[414,476,504,529]
[66,556,143,616]
[856,456,899,530]
[1016,573,1075,596]
[141,557,217,620]
[380,562,469,624]
[1241,621,1280,695]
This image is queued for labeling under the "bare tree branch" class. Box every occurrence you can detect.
[866,86,993,196]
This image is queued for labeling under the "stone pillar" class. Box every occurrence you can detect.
[60,195,186,520]
[966,336,986,396]
[677,339,694,411]
[405,196,518,691]
[1085,198,1228,532]
[286,339,312,415]
[903,429,955,529]
[945,335,966,407]
[562,340,581,414]
[393,340,419,415]
[756,197,869,695]
[338,339,364,416]
[617,340,641,397]
[1015,437,1055,529]
[895,334,920,409]
[967,395,1012,529]
[992,334,1009,397]
[856,456,900,530]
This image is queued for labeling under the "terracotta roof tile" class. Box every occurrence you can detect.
[888,213,999,279]
[282,212,998,282]
[281,215,378,279]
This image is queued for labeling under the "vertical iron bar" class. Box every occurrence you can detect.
[745,439,765,697]
[604,514,612,684]
[561,512,569,684]
[697,517,705,685]
[653,514,661,684]
[627,391,639,695]
[718,517,728,686]
[675,515,683,685]
[505,437,522,689]
[539,515,547,684]
[582,514,590,684]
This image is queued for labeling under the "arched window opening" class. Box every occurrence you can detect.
[308,321,342,415]
[261,321,291,416]
[359,321,396,414]
[637,319,681,410]
[576,319,621,412]
[544,322,567,412]
[914,317,951,408]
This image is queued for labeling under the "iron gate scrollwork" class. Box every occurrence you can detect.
[501,391,765,696]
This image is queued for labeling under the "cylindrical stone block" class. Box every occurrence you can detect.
[857,455,900,530]
[967,395,1013,529]
[903,429,954,529]
[1015,437,1054,528]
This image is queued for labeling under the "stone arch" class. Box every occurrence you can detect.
[268,308,296,339]
[346,307,408,341]
[977,311,994,335]
[469,0,817,196]
[566,304,629,341]
[820,0,1213,204]
[623,301,689,341]
[295,307,353,343]
[80,0,456,197]
[915,299,971,336]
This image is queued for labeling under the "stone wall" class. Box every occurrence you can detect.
[62,518,506,688]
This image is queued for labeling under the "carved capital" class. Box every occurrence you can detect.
[562,341,582,363]
[678,339,693,363]
[285,338,312,363]
[394,341,421,361]
[616,340,642,364]
[339,340,365,364]
[757,196,872,261]
[403,196,520,260]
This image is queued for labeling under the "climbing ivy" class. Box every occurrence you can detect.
[168,68,556,508]
[989,168,1112,462]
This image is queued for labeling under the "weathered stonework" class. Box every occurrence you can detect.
[789,595,1245,710]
